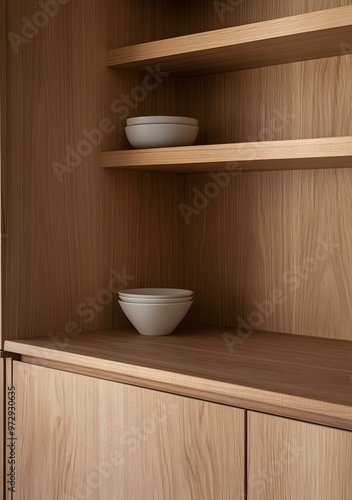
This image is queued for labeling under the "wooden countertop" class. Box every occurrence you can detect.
[5,326,352,431]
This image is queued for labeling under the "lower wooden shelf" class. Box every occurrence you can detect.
[5,325,352,431]
[101,136,352,173]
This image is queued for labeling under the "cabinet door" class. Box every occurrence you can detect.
[248,411,352,500]
[13,361,245,500]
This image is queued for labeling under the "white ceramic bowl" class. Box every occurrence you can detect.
[119,296,193,304]
[127,116,198,127]
[118,300,193,336]
[125,123,199,149]
[119,288,193,299]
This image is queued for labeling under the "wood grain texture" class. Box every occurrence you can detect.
[177,2,352,341]
[101,136,352,172]
[162,0,352,35]
[5,357,13,500]
[184,168,352,339]
[5,326,352,430]
[3,0,185,342]
[248,411,352,499]
[4,0,119,340]
[105,0,352,341]
[0,0,6,349]
[178,1,352,340]
[0,356,4,500]
[107,6,352,75]
[184,57,352,339]
[4,0,352,348]
[13,361,245,500]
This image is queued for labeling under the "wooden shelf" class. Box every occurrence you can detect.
[107,6,352,75]
[101,137,352,173]
[5,325,352,431]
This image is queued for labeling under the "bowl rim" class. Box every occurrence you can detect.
[125,123,199,129]
[118,300,194,306]
[127,115,198,126]
[119,288,193,298]
[119,296,193,302]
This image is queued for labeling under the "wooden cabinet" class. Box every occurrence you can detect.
[248,411,352,500]
[6,355,352,499]
[12,361,245,500]
[2,0,352,497]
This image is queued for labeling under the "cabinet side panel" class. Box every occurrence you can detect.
[4,0,186,340]
[0,356,4,500]
[4,0,123,340]
[4,357,13,500]
[14,362,245,499]
[248,411,352,500]
[0,0,6,348]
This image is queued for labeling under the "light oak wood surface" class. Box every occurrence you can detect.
[0,0,5,483]
[106,6,352,75]
[5,326,352,430]
[184,55,352,339]
[105,1,352,341]
[171,0,352,340]
[13,361,245,500]
[5,357,13,500]
[4,0,123,340]
[0,0,6,349]
[3,0,185,343]
[4,0,352,344]
[101,136,352,172]
[0,356,4,500]
[248,411,352,499]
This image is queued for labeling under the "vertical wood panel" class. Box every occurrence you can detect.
[0,0,6,348]
[14,361,245,499]
[248,411,352,500]
[4,356,13,500]
[5,0,120,339]
[183,2,352,339]
[184,168,352,339]
[0,355,4,500]
[4,0,185,339]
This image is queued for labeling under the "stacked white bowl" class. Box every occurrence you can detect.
[125,116,199,149]
[118,288,193,336]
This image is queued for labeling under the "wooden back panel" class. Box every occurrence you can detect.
[3,0,185,343]
[181,0,352,339]
[3,0,352,343]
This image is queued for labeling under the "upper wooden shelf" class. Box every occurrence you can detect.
[101,137,352,173]
[106,6,352,75]
[5,325,352,431]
